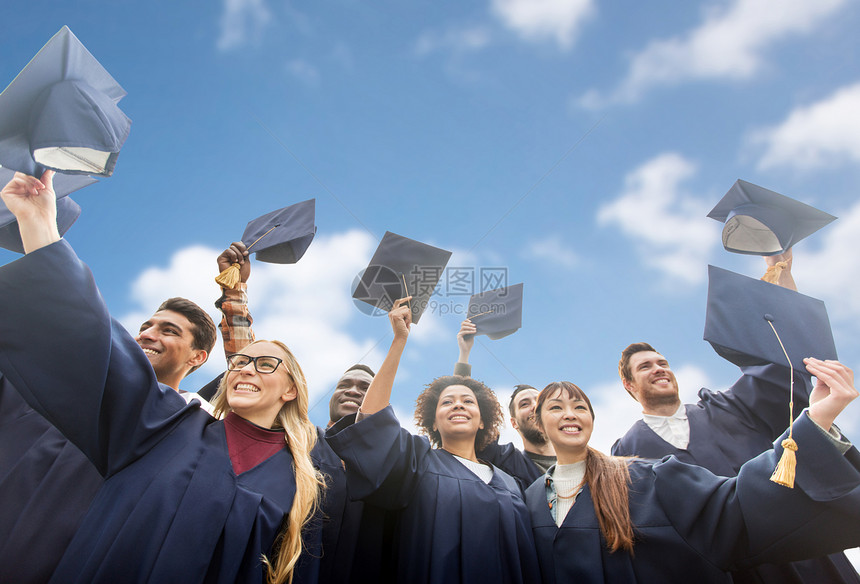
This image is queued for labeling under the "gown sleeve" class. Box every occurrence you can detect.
[325,405,431,509]
[655,411,860,570]
[0,240,193,477]
[215,281,255,355]
[706,363,812,440]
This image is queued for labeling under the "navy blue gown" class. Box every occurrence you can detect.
[530,413,860,583]
[311,426,395,584]
[0,240,318,584]
[612,365,860,582]
[0,373,103,584]
[326,406,541,584]
[478,440,543,494]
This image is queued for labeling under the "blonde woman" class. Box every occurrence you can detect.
[0,171,321,584]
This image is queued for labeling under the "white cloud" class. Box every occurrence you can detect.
[285,59,321,86]
[750,82,860,170]
[491,0,594,50]
[522,234,579,269]
[217,0,272,51]
[597,153,719,285]
[579,0,848,107]
[792,199,860,324]
[118,230,389,404]
[414,26,493,56]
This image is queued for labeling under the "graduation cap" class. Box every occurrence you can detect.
[0,166,96,253]
[465,283,523,340]
[703,265,837,369]
[708,180,836,256]
[215,199,316,288]
[352,231,452,324]
[0,26,131,178]
[703,264,838,489]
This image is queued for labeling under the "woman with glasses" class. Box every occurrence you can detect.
[325,298,540,584]
[0,171,322,584]
[526,376,860,584]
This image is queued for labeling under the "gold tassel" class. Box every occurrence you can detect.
[770,437,798,488]
[215,263,242,289]
[761,261,788,284]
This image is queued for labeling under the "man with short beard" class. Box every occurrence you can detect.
[611,250,860,584]
[507,384,556,473]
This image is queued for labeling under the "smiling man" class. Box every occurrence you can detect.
[0,172,216,583]
[507,384,556,473]
[611,251,860,584]
[136,297,217,412]
[328,364,375,426]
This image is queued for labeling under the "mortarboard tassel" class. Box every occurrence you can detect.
[214,225,278,289]
[760,261,789,285]
[765,316,797,488]
[215,263,243,288]
[770,437,798,488]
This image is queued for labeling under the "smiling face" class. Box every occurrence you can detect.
[510,388,547,446]
[136,310,206,389]
[225,341,297,428]
[538,387,594,463]
[622,351,681,412]
[433,384,484,447]
[328,369,374,424]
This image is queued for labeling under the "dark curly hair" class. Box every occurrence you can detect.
[414,375,503,452]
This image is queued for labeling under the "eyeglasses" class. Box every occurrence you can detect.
[226,354,284,374]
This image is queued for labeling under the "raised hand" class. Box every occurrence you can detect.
[0,170,60,252]
[457,319,476,363]
[217,241,251,283]
[804,358,857,431]
[389,297,413,342]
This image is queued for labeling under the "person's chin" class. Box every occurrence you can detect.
[336,405,361,419]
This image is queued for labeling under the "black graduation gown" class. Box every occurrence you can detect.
[326,406,541,584]
[612,365,860,582]
[478,440,543,494]
[0,373,103,584]
[529,413,860,583]
[311,426,395,583]
[0,240,319,584]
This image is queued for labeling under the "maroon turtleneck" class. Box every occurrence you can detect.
[223,411,286,474]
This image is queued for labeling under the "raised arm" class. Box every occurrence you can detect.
[360,297,412,416]
[453,319,475,377]
[214,241,255,356]
[718,249,814,437]
[0,172,186,476]
[660,369,859,569]
[0,170,60,252]
[804,358,857,432]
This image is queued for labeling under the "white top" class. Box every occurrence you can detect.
[552,460,587,526]
[178,390,216,416]
[642,403,689,449]
[453,454,494,484]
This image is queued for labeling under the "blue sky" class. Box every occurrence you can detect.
[3,0,860,462]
